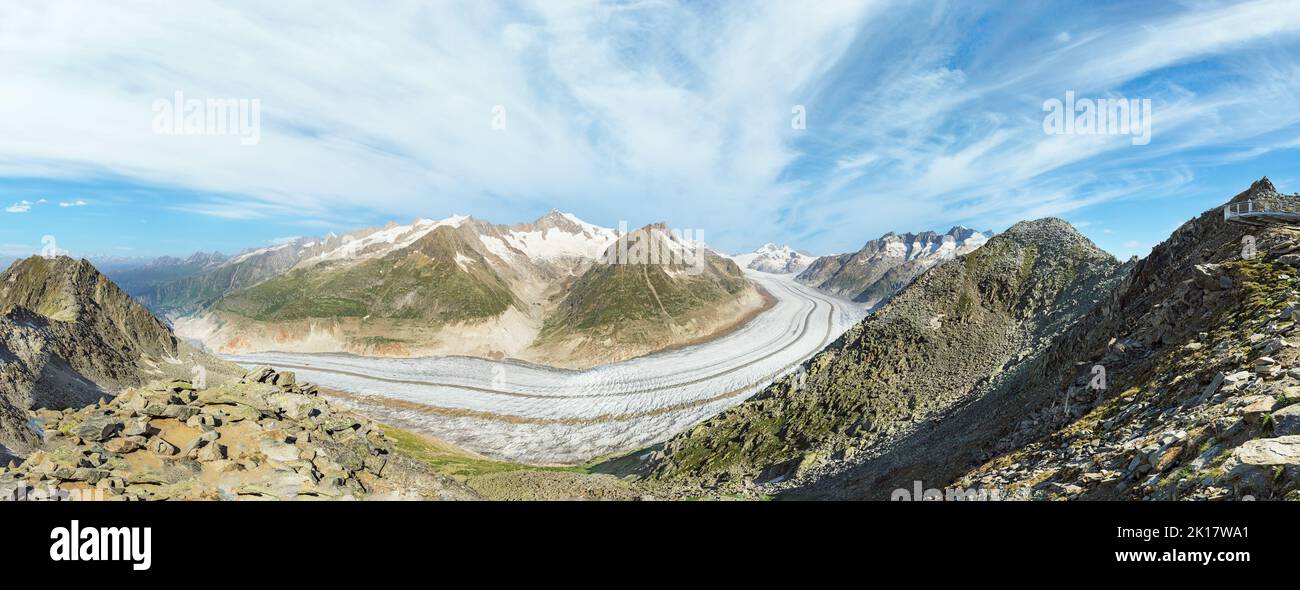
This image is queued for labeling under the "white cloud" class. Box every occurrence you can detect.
[0,0,1297,254]
[5,200,32,213]
[58,199,87,207]
[269,235,301,245]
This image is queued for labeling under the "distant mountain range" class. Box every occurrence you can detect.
[731,244,816,274]
[796,226,991,306]
[103,212,765,368]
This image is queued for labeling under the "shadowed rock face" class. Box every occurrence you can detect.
[645,217,1123,495]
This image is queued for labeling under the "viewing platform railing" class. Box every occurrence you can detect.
[1224,198,1300,225]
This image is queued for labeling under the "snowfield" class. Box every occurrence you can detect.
[225,271,866,464]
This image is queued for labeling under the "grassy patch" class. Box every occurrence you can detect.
[381,424,582,481]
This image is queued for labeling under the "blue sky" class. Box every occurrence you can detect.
[2,0,1299,265]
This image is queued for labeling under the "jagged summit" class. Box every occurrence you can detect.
[0,256,176,356]
[1230,176,1278,203]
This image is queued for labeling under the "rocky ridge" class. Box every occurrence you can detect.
[954,178,1300,501]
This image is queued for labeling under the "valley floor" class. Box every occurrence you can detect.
[224,272,866,464]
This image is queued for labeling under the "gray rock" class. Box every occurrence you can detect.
[1224,436,1300,494]
[1273,404,1300,436]
[72,416,120,442]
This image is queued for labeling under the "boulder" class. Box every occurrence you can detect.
[148,437,179,456]
[104,437,142,454]
[259,439,301,463]
[1273,404,1300,436]
[1239,395,1280,423]
[1224,436,1300,488]
[1192,264,1231,291]
[160,405,199,421]
[272,371,297,387]
[196,442,227,462]
[72,416,120,442]
[122,417,151,437]
[243,366,276,384]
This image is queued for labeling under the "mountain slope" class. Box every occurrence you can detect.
[215,225,518,323]
[797,226,990,305]
[534,224,768,366]
[952,178,1300,501]
[643,218,1124,496]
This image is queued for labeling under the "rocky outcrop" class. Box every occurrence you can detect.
[0,256,243,459]
[797,226,990,305]
[0,367,478,500]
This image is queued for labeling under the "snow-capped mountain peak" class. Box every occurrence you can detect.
[305,214,470,264]
[480,211,620,262]
[732,243,815,274]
